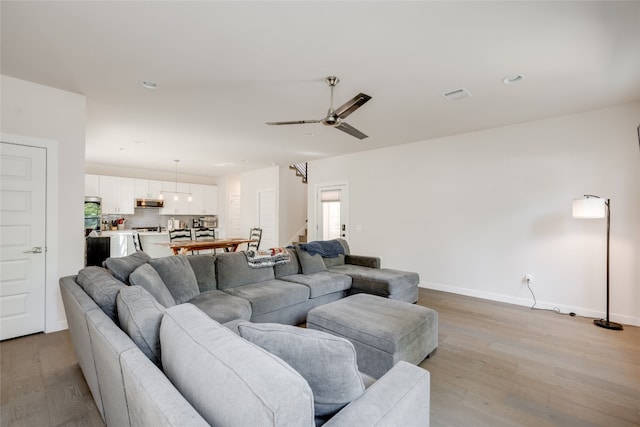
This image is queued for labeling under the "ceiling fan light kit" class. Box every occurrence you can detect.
[266,76,372,139]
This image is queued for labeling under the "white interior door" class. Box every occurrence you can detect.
[0,142,47,340]
[316,184,349,241]
[258,189,276,249]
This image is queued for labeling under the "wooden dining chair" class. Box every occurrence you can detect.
[169,229,192,242]
[248,227,262,251]
[132,230,143,252]
[193,228,216,254]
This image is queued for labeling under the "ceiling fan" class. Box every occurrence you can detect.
[266,76,372,139]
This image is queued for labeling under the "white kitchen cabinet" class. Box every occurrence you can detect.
[134,179,163,199]
[85,174,101,197]
[100,176,135,214]
[159,181,190,215]
[188,184,218,215]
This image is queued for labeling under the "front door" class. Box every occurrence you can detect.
[316,184,349,241]
[0,142,47,340]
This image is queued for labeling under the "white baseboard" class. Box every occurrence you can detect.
[419,282,640,327]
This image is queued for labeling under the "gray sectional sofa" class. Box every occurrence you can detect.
[60,239,430,426]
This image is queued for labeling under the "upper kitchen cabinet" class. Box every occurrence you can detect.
[85,174,100,197]
[189,184,218,215]
[159,181,191,215]
[134,179,163,200]
[100,176,135,214]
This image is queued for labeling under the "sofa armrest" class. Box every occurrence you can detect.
[345,255,381,269]
[324,361,430,427]
[120,348,210,427]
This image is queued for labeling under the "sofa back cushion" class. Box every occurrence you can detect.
[274,248,300,278]
[129,264,176,307]
[148,255,200,304]
[161,304,314,426]
[76,266,126,322]
[238,322,365,417]
[186,255,217,292]
[215,252,275,289]
[104,251,151,284]
[295,246,327,275]
[117,286,165,367]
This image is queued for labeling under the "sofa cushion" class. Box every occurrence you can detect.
[160,304,314,426]
[188,290,252,324]
[215,252,275,289]
[279,271,352,298]
[186,255,217,292]
[274,248,300,278]
[222,280,310,317]
[238,322,365,417]
[76,266,126,322]
[104,251,151,284]
[295,246,327,275]
[129,264,176,307]
[322,254,345,268]
[117,286,165,367]
[148,255,200,304]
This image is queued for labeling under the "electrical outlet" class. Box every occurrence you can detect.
[525,274,534,283]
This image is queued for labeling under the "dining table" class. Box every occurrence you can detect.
[155,238,256,255]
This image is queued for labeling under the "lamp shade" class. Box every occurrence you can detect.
[572,197,606,219]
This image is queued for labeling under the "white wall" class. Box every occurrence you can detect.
[1,75,86,332]
[279,166,307,245]
[309,103,640,326]
[240,165,279,244]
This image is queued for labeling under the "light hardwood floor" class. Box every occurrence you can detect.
[1,288,638,426]
[418,288,640,427]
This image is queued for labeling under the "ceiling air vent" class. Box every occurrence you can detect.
[442,88,472,102]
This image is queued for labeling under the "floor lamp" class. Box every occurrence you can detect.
[572,195,623,330]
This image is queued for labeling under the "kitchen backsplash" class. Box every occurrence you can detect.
[102,207,212,230]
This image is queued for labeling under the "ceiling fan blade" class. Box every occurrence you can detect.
[266,120,321,126]
[334,93,372,119]
[335,122,368,140]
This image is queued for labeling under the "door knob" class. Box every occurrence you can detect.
[23,247,43,254]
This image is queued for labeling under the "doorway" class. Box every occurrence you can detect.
[316,183,349,241]
[0,142,47,340]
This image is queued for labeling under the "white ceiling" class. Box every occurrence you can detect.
[2,1,639,178]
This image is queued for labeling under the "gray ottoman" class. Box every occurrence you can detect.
[307,294,438,378]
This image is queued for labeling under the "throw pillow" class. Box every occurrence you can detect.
[295,245,327,275]
[238,322,365,417]
[274,248,300,278]
[129,263,176,307]
[148,255,200,304]
[117,286,165,367]
[104,251,151,284]
[76,266,126,322]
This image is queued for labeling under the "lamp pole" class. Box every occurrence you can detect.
[593,198,623,330]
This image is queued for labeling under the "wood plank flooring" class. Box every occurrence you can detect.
[1,329,104,427]
[1,288,638,426]
[418,288,640,427]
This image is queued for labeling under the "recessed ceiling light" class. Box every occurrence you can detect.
[305,132,314,137]
[140,81,159,89]
[502,74,524,84]
[213,162,233,167]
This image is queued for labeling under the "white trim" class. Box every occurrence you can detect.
[1,133,61,333]
[420,281,640,327]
